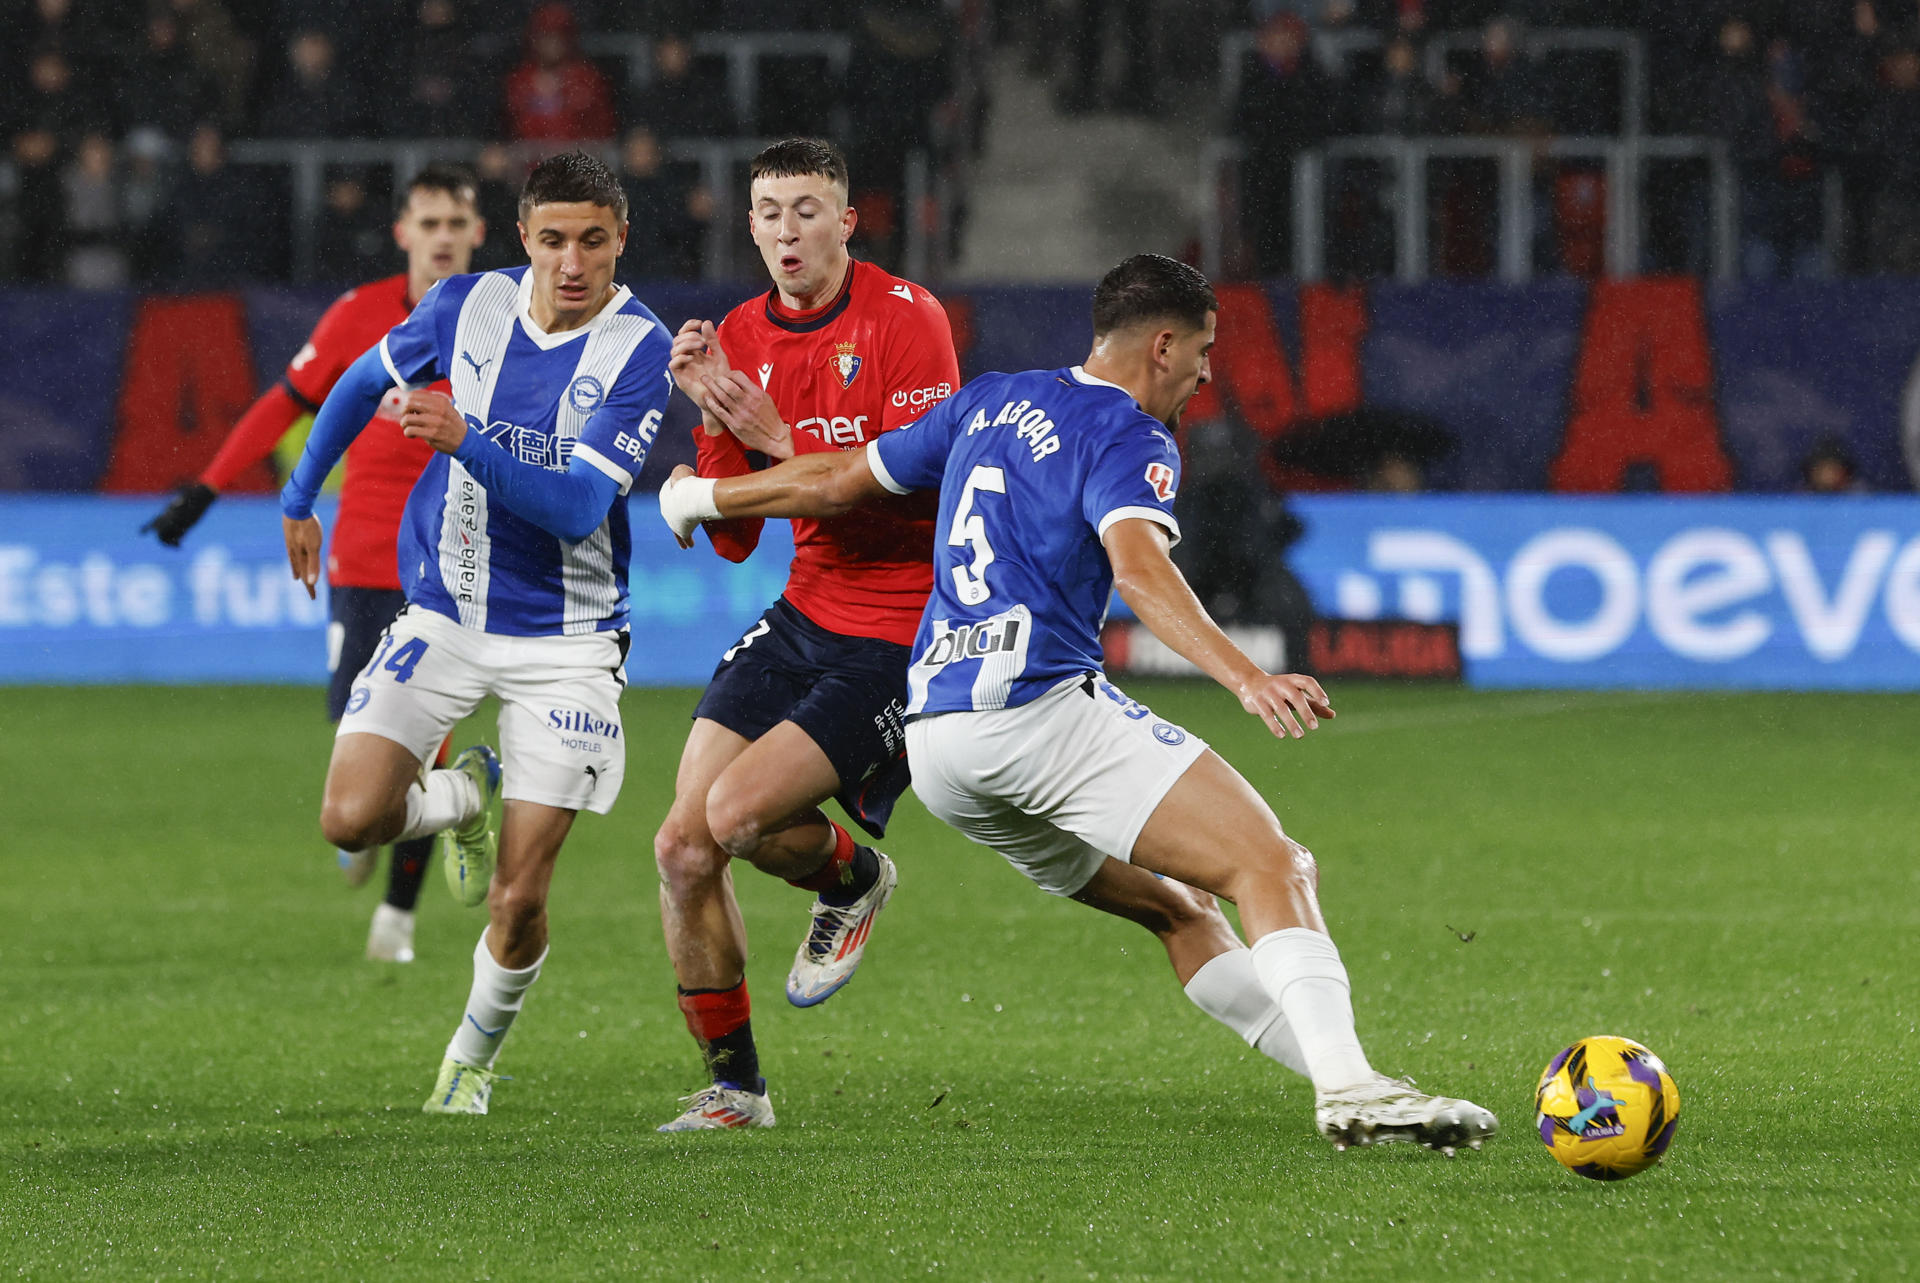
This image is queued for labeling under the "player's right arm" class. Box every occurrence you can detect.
[278,345,398,597]
[278,279,447,595]
[657,390,963,540]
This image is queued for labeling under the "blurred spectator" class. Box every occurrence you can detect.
[120,128,176,284]
[1812,1,1887,272]
[1232,13,1334,275]
[503,2,619,142]
[845,0,953,263]
[469,142,527,271]
[624,33,735,138]
[1801,434,1867,492]
[10,48,105,281]
[1866,46,1920,272]
[1460,16,1551,136]
[1362,34,1448,135]
[169,0,256,131]
[313,170,392,282]
[19,0,109,77]
[618,125,708,277]
[61,131,126,288]
[259,30,365,138]
[115,10,223,145]
[1749,35,1827,277]
[165,123,260,284]
[380,0,488,137]
[1059,0,1153,113]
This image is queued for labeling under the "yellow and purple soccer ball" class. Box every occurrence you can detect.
[1535,1035,1680,1181]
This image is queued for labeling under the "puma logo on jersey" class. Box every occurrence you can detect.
[889,284,915,302]
[758,363,774,388]
[460,350,492,379]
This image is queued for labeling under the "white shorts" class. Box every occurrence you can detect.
[905,675,1209,897]
[336,606,628,815]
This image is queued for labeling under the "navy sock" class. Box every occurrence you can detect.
[818,844,880,907]
[385,836,433,911]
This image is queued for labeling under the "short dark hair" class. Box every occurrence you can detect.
[1090,254,1218,338]
[398,163,478,217]
[748,137,850,195]
[518,150,627,225]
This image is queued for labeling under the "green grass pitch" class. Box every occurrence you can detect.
[3,681,1917,1280]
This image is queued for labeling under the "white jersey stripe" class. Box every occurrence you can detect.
[556,311,655,634]
[438,271,520,629]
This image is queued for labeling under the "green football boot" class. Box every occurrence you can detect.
[421,1057,497,1115]
[440,745,501,908]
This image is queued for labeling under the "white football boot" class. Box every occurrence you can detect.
[786,851,898,1007]
[338,847,376,887]
[657,1083,776,1132]
[1316,1075,1499,1153]
[365,903,416,963]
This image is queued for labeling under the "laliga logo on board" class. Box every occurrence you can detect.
[1330,524,1920,664]
[831,341,862,389]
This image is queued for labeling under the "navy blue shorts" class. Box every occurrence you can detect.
[693,597,913,838]
[326,587,409,723]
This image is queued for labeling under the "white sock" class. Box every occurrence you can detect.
[1248,927,1374,1094]
[1182,948,1310,1078]
[445,929,546,1069]
[397,768,481,841]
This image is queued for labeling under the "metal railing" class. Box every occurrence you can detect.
[1219,27,1647,138]
[1198,134,1743,283]
[226,137,938,284]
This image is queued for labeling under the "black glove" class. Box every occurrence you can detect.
[142,482,218,547]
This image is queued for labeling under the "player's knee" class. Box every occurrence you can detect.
[653,812,725,891]
[319,792,390,852]
[1254,836,1318,898]
[703,780,766,863]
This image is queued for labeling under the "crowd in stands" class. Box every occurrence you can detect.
[1,0,954,286]
[1229,1,1920,277]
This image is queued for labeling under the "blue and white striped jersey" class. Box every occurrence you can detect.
[378,266,671,637]
[867,366,1182,716]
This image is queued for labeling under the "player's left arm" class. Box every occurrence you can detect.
[1091,428,1333,739]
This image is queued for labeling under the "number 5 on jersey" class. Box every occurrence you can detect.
[948,465,1006,606]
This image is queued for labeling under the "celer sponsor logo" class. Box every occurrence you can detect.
[920,615,1024,666]
[796,414,870,446]
[891,383,954,411]
[548,708,621,740]
[1327,519,1920,665]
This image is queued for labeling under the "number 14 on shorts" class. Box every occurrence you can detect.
[368,634,430,684]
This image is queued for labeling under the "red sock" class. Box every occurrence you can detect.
[677,981,751,1042]
[787,822,856,893]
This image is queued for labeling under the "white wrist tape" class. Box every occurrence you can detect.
[659,475,721,540]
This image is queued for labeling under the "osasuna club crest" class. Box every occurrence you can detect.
[831,341,862,389]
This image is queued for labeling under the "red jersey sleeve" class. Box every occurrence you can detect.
[693,423,763,562]
[285,286,373,407]
[879,292,961,433]
[199,285,372,491]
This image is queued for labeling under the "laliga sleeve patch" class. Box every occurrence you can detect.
[1145,461,1176,501]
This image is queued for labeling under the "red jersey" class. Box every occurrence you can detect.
[200,274,446,590]
[698,259,960,645]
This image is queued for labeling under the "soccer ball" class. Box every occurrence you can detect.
[1534,1035,1680,1181]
